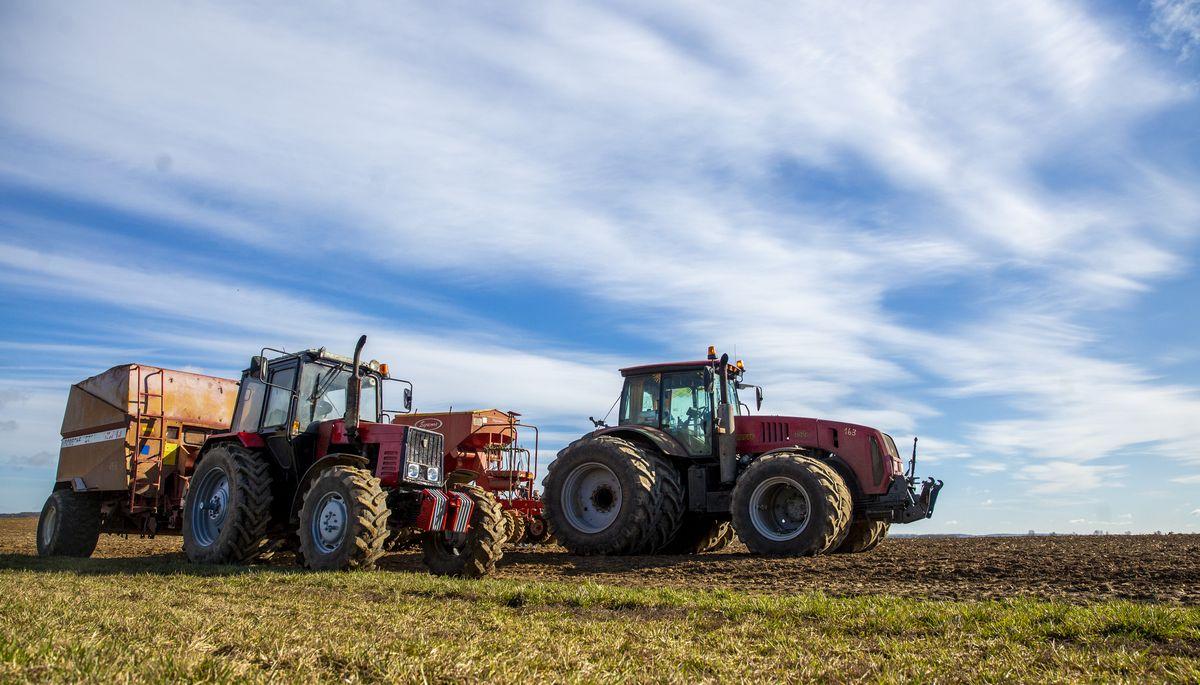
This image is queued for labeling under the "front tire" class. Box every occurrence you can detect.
[543,435,683,555]
[731,453,851,556]
[297,465,390,571]
[182,443,273,564]
[422,484,505,578]
[832,520,890,554]
[661,515,735,554]
[36,489,101,557]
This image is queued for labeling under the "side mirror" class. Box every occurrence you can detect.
[249,355,267,381]
[755,386,763,410]
[403,387,413,411]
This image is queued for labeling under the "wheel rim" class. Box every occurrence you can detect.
[560,462,622,534]
[748,476,812,542]
[311,492,348,554]
[42,504,57,546]
[190,466,230,548]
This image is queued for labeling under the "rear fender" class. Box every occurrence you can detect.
[200,431,266,454]
[288,453,370,522]
[594,425,689,458]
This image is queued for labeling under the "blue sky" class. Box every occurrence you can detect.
[1,1,1199,533]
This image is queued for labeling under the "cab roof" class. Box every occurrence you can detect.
[619,360,740,377]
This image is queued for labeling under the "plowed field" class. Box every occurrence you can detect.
[3,518,1196,604]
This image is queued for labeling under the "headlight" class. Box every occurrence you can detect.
[407,463,420,479]
[426,467,439,482]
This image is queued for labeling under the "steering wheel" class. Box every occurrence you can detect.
[314,398,336,420]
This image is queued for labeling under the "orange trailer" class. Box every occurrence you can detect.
[48,364,238,545]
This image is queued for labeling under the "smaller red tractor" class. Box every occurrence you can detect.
[180,336,505,576]
[543,348,942,557]
[391,410,552,545]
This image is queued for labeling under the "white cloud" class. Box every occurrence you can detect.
[1015,461,1125,494]
[1151,0,1200,60]
[1192,509,1200,516]
[1173,475,1200,484]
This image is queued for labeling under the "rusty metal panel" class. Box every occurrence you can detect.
[55,364,238,492]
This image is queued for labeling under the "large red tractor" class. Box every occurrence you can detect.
[543,348,942,556]
[179,336,505,576]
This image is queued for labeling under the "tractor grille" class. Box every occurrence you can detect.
[403,427,445,485]
[760,421,791,443]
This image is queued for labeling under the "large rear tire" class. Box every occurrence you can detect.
[731,453,851,556]
[660,515,734,554]
[182,443,273,564]
[832,520,890,554]
[36,489,101,558]
[422,484,505,578]
[297,465,390,571]
[543,435,683,555]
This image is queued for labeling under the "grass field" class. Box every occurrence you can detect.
[2,519,1198,683]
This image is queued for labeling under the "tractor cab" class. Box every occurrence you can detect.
[231,346,403,437]
[221,338,438,492]
[616,348,754,457]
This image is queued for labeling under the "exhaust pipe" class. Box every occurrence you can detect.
[717,353,737,484]
[345,335,367,441]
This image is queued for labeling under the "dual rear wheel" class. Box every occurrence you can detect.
[546,437,877,557]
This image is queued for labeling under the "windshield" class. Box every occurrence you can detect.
[296,362,379,429]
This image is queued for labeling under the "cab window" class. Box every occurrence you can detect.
[296,363,380,430]
[262,366,296,430]
[620,374,661,428]
[232,377,266,432]
[661,370,712,455]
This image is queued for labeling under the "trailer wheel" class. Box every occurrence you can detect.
[660,516,734,554]
[422,484,505,578]
[832,520,890,554]
[183,443,273,564]
[297,465,390,571]
[731,453,852,556]
[36,489,102,558]
[503,509,527,544]
[543,436,683,555]
[526,513,553,545]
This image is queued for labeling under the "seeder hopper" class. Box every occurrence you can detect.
[391,409,551,544]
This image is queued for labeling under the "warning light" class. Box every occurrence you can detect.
[379,363,389,377]
[736,360,745,370]
[707,345,717,360]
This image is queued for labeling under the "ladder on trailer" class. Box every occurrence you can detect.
[129,365,166,514]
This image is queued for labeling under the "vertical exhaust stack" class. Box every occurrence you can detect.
[345,335,367,442]
[717,352,738,484]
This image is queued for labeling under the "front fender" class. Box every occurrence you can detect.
[288,453,370,522]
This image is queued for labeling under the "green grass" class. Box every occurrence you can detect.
[0,555,1198,683]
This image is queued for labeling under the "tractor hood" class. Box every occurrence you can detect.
[733,415,904,495]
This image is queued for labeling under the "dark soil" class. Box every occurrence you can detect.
[4,517,1196,604]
